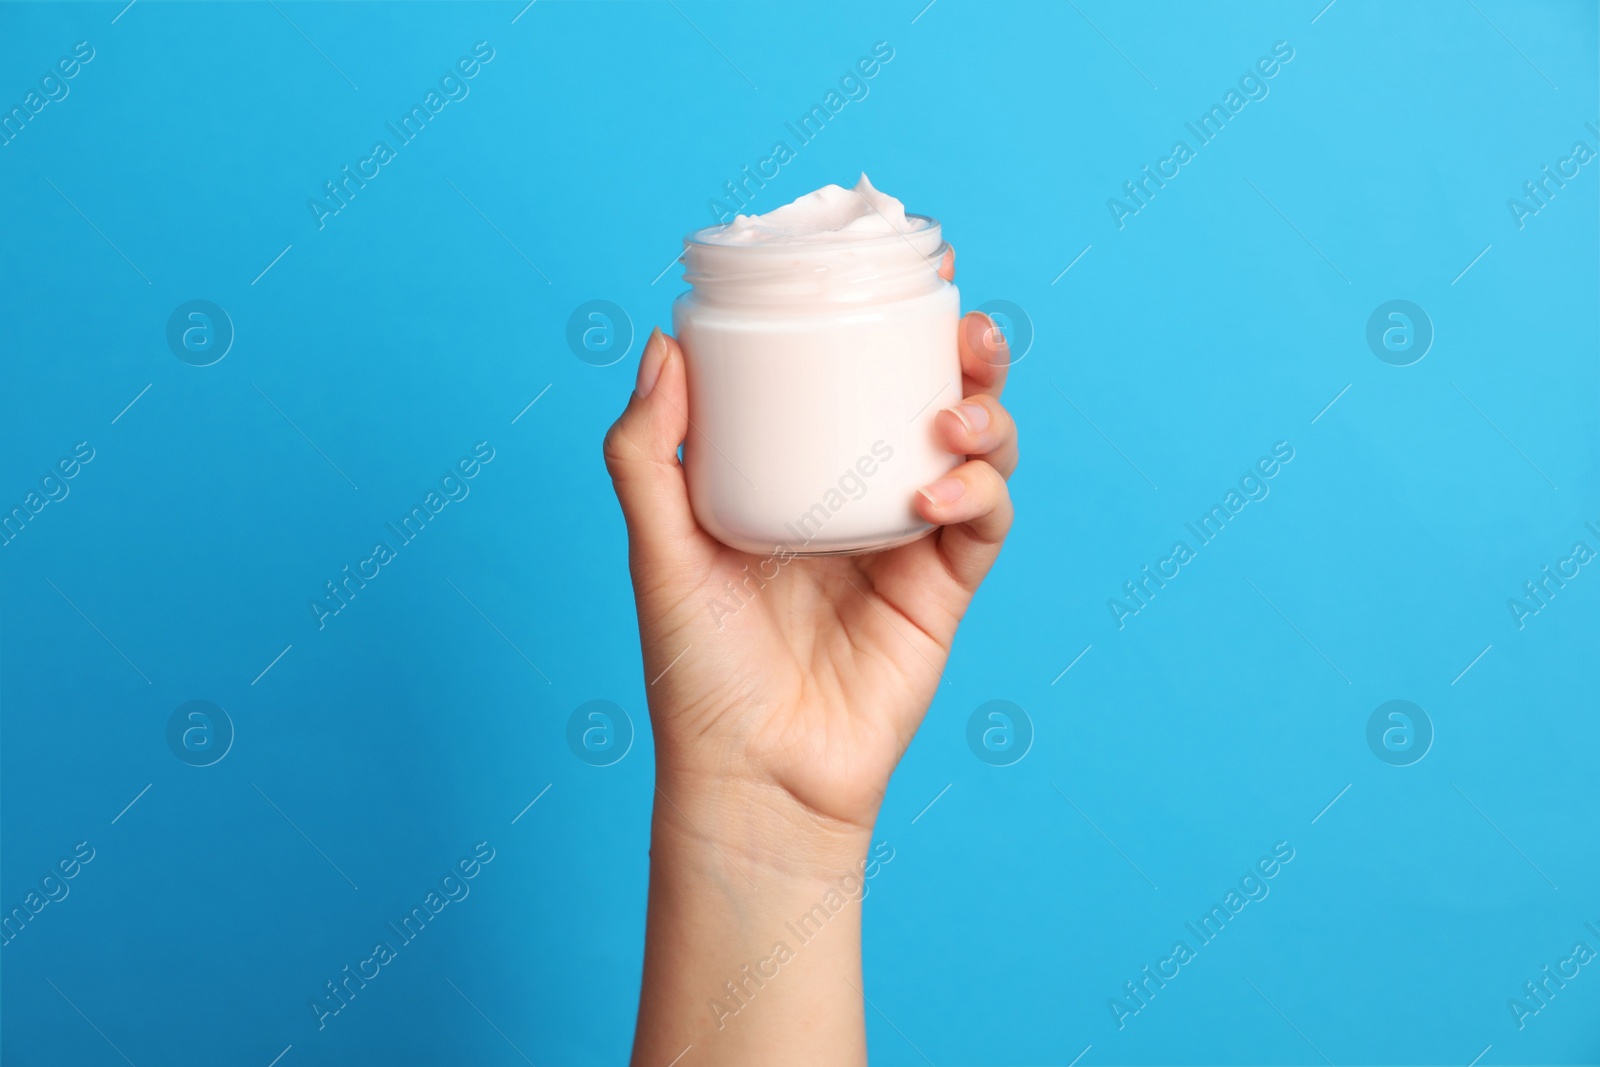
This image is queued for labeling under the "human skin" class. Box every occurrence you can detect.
[606,250,1018,1066]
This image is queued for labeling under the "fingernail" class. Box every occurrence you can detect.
[635,328,666,398]
[969,312,1005,359]
[945,402,989,435]
[918,476,966,508]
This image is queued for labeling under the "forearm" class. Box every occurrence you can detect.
[630,771,875,1067]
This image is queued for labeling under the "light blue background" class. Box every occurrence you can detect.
[2,1,1597,1064]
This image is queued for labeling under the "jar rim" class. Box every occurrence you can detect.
[683,213,942,253]
[676,213,947,303]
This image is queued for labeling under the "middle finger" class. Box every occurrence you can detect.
[935,392,1019,480]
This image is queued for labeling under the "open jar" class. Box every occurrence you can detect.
[673,207,961,556]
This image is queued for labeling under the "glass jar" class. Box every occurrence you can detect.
[672,215,961,556]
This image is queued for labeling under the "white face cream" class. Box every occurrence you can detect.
[673,175,962,556]
[713,174,915,244]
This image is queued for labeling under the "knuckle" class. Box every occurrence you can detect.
[985,401,1019,455]
[988,469,1017,509]
[602,420,637,478]
[959,460,1005,501]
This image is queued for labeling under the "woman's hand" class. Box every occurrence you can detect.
[609,251,1018,1066]
[604,253,1017,840]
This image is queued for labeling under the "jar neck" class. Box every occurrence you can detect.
[680,217,947,308]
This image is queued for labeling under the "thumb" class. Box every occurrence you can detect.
[602,328,706,574]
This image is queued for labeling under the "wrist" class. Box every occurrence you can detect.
[651,766,876,884]
[635,767,881,1067]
